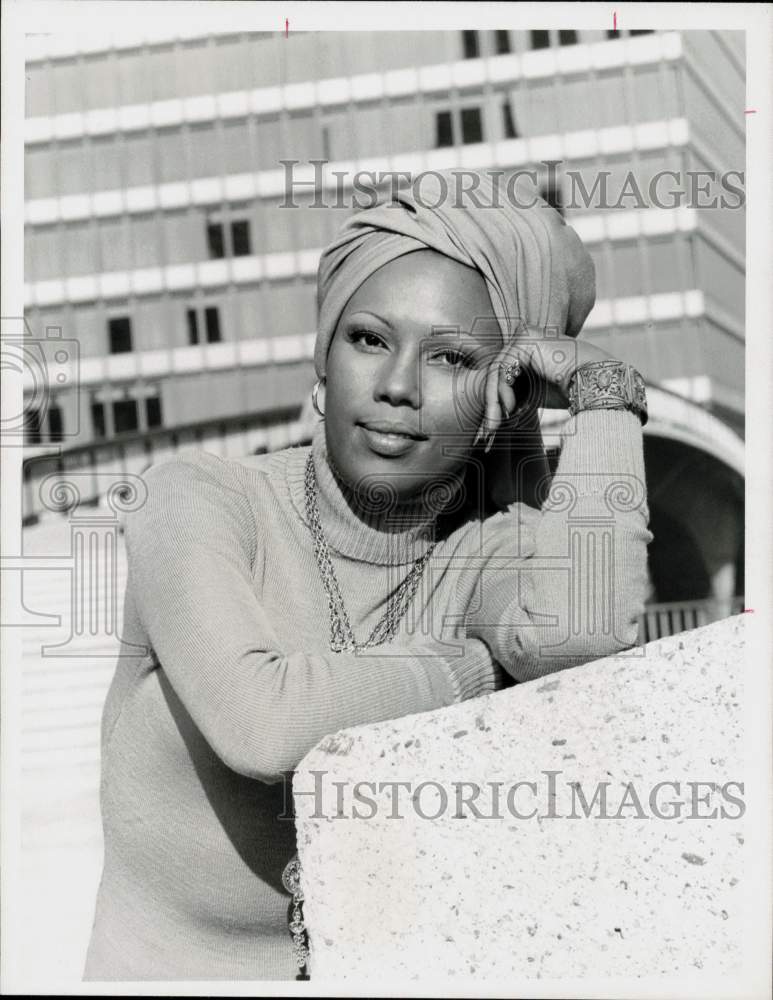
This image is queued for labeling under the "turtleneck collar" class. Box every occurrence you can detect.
[285,420,462,566]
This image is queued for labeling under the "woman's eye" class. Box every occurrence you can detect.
[349,329,385,349]
[431,349,474,369]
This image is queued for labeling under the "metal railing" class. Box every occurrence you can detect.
[21,406,308,526]
[638,597,746,643]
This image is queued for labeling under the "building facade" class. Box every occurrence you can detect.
[20,27,746,618]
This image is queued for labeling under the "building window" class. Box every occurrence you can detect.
[108,316,133,354]
[558,30,578,46]
[530,30,550,50]
[207,222,226,259]
[205,306,221,343]
[460,107,483,144]
[629,29,654,36]
[207,218,251,258]
[48,403,64,443]
[186,308,199,345]
[91,400,106,438]
[23,403,64,443]
[187,305,222,344]
[461,31,479,59]
[24,407,43,445]
[231,220,251,257]
[146,395,163,428]
[607,29,621,39]
[113,399,139,435]
[502,100,518,139]
[435,107,485,148]
[435,110,454,148]
[494,30,511,55]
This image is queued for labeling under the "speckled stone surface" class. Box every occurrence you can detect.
[293,615,745,983]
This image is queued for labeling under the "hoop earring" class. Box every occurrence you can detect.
[311,378,326,417]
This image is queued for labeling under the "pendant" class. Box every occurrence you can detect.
[282,853,309,972]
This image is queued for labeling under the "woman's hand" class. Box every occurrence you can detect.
[478,329,625,508]
[500,332,618,414]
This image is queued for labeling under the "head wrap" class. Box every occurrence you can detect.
[313,169,596,508]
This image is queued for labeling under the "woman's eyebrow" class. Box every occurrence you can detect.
[346,310,394,329]
[427,321,499,338]
[428,328,496,351]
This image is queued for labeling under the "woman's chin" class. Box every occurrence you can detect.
[330,429,469,504]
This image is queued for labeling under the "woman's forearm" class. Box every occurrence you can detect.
[465,409,653,681]
[191,637,500,783]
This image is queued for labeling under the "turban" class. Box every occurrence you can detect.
[313,169,596,508]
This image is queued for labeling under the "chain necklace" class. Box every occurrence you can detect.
[303,452,437,653]
[284,453,439,971]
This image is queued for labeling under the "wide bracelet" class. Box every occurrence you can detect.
[567,360,648,426]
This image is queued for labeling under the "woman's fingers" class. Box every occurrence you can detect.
[472,361,499,447]
[504,332,583,407]
[483,363,502,449]
[478,328,620,445]
[498,378,517,421]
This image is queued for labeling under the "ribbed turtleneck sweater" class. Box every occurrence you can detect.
[84,411,652,982]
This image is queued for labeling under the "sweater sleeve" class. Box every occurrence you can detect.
[122,452,502,785]
[464,409,653,682]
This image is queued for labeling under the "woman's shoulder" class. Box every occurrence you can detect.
[141,440,307,491]
[129,442,311,547]
[125,446,292,543]
[229,439,310,480]
[140,448,249,492]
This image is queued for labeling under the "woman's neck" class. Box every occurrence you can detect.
[286,422,467,566]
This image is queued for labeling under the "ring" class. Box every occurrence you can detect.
[499,359,521,385]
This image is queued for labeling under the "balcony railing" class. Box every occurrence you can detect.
[638,598,745,643]
[21,406,308,526]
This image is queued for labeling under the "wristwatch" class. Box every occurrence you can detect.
[567,360,648,426]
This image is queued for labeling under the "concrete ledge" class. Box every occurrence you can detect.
[294,616,745,984]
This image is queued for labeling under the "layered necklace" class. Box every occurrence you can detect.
[285,453,440,972]
[303,452,437,653]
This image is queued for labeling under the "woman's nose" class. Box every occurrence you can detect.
[374,351,421,409]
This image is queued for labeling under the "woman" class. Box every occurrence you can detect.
[84,170,652,981]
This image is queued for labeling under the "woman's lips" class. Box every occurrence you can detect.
[358,425,422,457]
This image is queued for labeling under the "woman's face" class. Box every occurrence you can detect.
[324,249,500,502]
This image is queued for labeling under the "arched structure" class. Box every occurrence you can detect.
[543,386,745,620]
